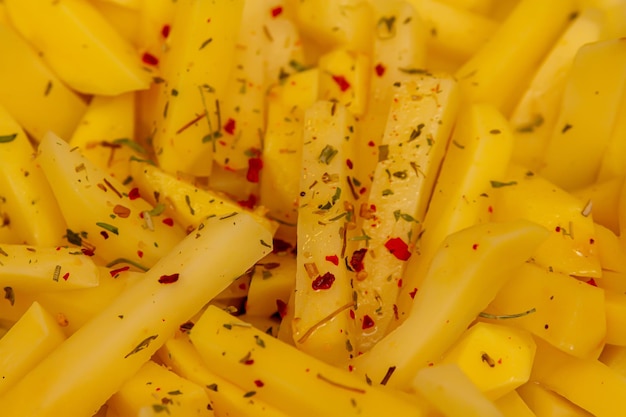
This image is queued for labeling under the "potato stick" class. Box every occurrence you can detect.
[0,245,98,292]
[158,333,290,417]
[517,381,594,417]
[293,101,358,365]
[0,23,87,142]
[4,0,150,95]
[603,290,626,346]
[37,132,185,268]
[130,160,276,234]
[510,8,605,171]
[0,104,66,246]
[151,0,244,176]
[531,337,626,417]
[246,252,296,317]
[351,220,549,389]
[412,363,505,417]
[190,305,426,417]
[406,0,498,62]
[354,76,459,351]
[599,344,626,377]
[440,322,536,400]
[494,391,536,417]
[0,213,272,417]
[0,302,66,396]
[317,49,370,117]
[540,38,626,190]
[69,93,142,182]
[396,103,513,321]
[456,0,576,115]
[91,1,141,48]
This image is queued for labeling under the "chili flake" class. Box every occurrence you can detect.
[223,118,236,135]
[141,52,159,66]
[409,288,418,299]
[276,299,288,318]
[385,237,411,260]
[161,24,170,38]
[128,187,141,200]
[254,379,265,387]
[332,75,351,92]
[375,63,386,77]
[162,218,174,226]
[350,248,367,272]
[246,157,263,183]
[270,6,283,17]
[110,266,130,277]
[3,286,15,306]
[362,314,375,330]
[312,272,336,290]
[325,255,339,265]
[62,272,70,281]
[586,278,597,287]
[158,273,180,284]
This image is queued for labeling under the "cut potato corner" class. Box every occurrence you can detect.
[0,245,98,292]
[157,332,290,417]
[293,101,359,366]
[107,360,212,417]
[4,0,151,95]
[0,301,66,396]
[440,322,536,400]
[246,252,296,318]
[151,0,243,176]
[456,0,576,115]
[530,337,626,417]
[494,391,537,417]
[517,382,593,417]
[490,165,601,278]
[190,305,426,417]
[510,8,605,171]
[353,75,459,351]
[69,93,143,182]
[412,363,504,417]
[397,103,513,322]
[0,104,66,246]
[130,160,276,235]
[540,38,626,190]
[0,213,272,417]
[481,262,605,359]
[38,133,186,268]
[352,220,549,389]
[0,24,87,142]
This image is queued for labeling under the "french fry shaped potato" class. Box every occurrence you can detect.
[530,337,626,417]
[398,103,513,319]
[540,38,626,190]
[189,305,426,417]
[493,391,536,417]
[130,160,276,234]
[0,105,66,246]
[0,245,99,292]
[246,252,296,318]
[456,0,576,114]
[411,363,504,417]
[151,0,244,176]
[354,75,459,351]
[0,301,66,396]
[37,132,185,267]
[482,263,605,359]
[517,381,594,417]
[107,360,212,417]
[0,213,272,417]
[352,220,549,389]
[4,0,151,95]
[440,322,536,400]
[490,165,601,278]
[0,23,87,142]
[293,101,358,365]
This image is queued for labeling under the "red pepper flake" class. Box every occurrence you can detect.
[238,282,247,290]
[375,63,386,77]
[246,157,263,183]
[589,238,595,244]
[362,314,375,330]
[141,52,159,66]
[325,255,339,265]
[586,278,598,287]
[385,237,411,261]
[350,248,367,272]
[237,193,258,209]
[244,359,255,365]
[81,248,95,256]
[346,159,353,169]
[272,238,293,254]
[348,365,354,372]
[161,24,171,38]
[276,299,288,318]
[368,140,376,147]
[555,226,561,232]
[472,243,479,250]
[312,272,335,290]
[359,187,367,195]
[159,273,180,284]
[332,75,351,92]
[62,272,70,281]
[223,118,236,135]
[137,250,144,258]
[270,5,283,17]
[349,309,355,319]
[498,358,502,365]
[409,288,418,299]
[254,379,265,387]
[397,279,403,288]
[488,205,493,214]
[110,266,130,277]
[162,217,174,226]
[100,231,109,239]
[128,187,141,200]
